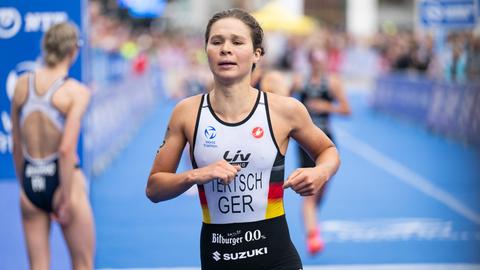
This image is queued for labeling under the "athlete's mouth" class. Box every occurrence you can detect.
[218,61,237,66]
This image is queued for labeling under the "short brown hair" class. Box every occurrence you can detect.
[42,22,79,67]
[205,8,265,56]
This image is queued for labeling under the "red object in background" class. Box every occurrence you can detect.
[133,54,148,75]
[327,48,343,74]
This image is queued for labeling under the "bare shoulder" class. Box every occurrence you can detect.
[16,73,29,86]
[12,73,30,106]
[328,74,342,90]
[266,92,311,135]
[266,92,306,119]
[64,78,90,99]
[163,94,203,142]
[169,94,204,129]
[172,94,203,116]
[329,73,341,83]
[175,94,203,109]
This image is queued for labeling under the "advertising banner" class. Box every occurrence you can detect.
[419,0,477,29]
[0,0,84,180]
[373,74,434,124]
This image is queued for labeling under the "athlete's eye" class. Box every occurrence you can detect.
[210,39,222,45]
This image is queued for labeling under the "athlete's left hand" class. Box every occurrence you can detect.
[51,191,72,225]
[283,167,329,196]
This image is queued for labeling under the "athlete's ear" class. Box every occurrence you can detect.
[68,48,79,66]
[253,48,262,65]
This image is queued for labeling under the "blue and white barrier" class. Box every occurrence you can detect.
[82,50,163,177]
[372,74,480,147]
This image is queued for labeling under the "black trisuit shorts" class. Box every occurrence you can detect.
[200,215,303,270]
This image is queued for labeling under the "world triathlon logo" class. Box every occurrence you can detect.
[204,126,217,140]
[0,8,22,39]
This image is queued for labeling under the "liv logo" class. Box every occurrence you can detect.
[204,126,217,140]
[223,150,251,168]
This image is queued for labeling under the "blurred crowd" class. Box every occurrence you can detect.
[372,30,480,83]
[89,1,211,97]
[87,0,480,100]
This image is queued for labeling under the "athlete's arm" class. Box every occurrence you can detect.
[282,98,340,196]
[55,82,90,224]
[11,75,28,185]
[146,98,240,203]
[328,74,351,116]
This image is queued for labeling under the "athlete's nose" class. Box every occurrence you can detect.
[220,42,232,55]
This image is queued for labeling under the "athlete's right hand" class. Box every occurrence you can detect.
[306,99,332,114]
[192,160,240,185]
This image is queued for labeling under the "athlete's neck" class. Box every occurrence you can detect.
[42,59,70,78]
[311,69,327,83]
[210,82,258,123]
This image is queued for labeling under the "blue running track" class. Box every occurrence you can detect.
[1,91,479,269]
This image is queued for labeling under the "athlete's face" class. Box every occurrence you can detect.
[206,18,261,84]
[309,49,327,73]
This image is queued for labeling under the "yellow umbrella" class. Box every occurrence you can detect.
[252,0,317,35]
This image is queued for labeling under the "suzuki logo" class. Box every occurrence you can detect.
[212,251,221,261]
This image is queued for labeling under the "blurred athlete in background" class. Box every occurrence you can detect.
[11,22,95,270]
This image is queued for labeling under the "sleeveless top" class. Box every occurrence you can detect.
[19,72,67,162]
[191,90,285,224]
[300,77,334,132]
